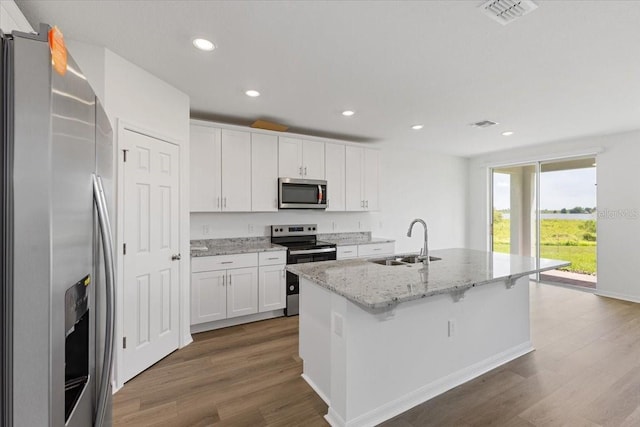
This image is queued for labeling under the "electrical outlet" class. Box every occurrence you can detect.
[448,319,456,338]
[332,221,337,231]
[202,225,211,235]
[358,221,362,230]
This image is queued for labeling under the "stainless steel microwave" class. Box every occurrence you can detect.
[278,178,327,209]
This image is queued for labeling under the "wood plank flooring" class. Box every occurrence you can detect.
[114,283,640,426]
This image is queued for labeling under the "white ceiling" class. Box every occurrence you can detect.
[15,0,640,157]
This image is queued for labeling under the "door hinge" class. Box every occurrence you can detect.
[123,337,127,349]
[123,149,128,162]
[123,243,127,255]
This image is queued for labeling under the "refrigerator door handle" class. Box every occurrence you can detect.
[92,174,116,427]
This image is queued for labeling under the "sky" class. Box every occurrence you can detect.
[493,167,596,211]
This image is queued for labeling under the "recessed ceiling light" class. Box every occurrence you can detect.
[342,110,355,117]
[192,38,215,51]
[245,90,260,97]
[501,131,514,136]
[411,124,424,130]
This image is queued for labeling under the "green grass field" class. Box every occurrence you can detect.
[492,217,596,275]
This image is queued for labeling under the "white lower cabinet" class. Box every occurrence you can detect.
[337,245,358,260]
[357,242,395,258]
[226,267,259,318]
[191,251,286,327]
[191,270,227,323]
[258,264,286,312]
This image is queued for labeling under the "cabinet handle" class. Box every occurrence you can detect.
[224,197,227,208]
[304,166,307,176]
[299,166,303,176]
[361,200,364,208]
[217,197,220,208]
[365,200,369,209]
[373,248,381,251]
[267,257,279,260]
[229,275,232,285]
[222,276,226,287]
[221,261,233,264]
[343,250,353,254]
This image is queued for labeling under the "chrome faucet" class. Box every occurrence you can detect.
[407,218,429,265]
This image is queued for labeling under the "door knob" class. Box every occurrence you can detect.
[171,253,182,261]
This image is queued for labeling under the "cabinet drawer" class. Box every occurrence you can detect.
[192,253,258,273]
[358,242,395,257]
[258,251,287,266]
[337,245,358,260]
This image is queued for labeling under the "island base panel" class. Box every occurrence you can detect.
[299,276,532,427]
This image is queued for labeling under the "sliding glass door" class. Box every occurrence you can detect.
[490,157,597,288]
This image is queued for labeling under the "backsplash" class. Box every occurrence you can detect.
[317,232,372,243]
[190,211,383,240]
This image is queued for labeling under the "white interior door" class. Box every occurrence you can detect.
[122,129,180,382]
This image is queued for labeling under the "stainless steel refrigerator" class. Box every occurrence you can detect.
[1,24,116,427]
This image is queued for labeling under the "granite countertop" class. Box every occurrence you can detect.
[190,237,286,257]
[286,248,570,311]
[318,232,395,246]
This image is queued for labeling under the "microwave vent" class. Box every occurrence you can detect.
[480,0,538,25]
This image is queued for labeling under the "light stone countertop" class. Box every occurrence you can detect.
[190,237,286,257]
[318,232,395,246]
[287,248,570,311]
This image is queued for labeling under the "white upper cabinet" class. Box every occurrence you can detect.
[345,146,364,211]
[278,136,303,178]
[363,148,380,211]
[278,137,325,180]
[302,140,325,180]
[190,125,221,212]
[251,133,278,212]
[221,129,251,212]
[325,143,346,211]
[345,146,380,211]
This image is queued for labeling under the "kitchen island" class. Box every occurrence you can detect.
[287,248,569,427]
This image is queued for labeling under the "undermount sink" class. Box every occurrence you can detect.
[371,259,406,266]
[369,255,442,266]
[397,255,442,264]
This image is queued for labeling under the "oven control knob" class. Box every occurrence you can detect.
[312,227,316,230]
[289,285,295,291]
[308,227,311,231]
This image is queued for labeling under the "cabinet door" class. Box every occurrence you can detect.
[345,146,364,211]
[278,136,303,178]
[363,148,380,211]
[191,270,226,324]
[337,245,358,260]
[190,125,221,212]
[302,140,325,180]
[226,267,258,318]
[221,129,251,211]
[324,143,345,211]
[251,133,279,212]
[258,264,286,312]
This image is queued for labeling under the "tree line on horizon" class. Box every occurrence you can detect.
[496,206,597,214]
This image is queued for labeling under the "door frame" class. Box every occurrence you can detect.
[488,153,600,284]
[114,120,192,390]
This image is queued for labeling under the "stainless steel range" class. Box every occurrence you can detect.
[271,224,336,316]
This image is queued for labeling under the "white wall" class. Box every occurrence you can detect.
[0,0,32,33]
[468,130,640,302]
[192,143,469,254]
[65,42,192,387]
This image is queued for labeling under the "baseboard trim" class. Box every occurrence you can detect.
[326,342,534,427]
[595,289,640,304]
[190,310,285,334]
[301,373,330,405]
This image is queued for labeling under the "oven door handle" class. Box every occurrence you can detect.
[289,247,336,255]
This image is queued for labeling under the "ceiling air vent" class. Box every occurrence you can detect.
[470,120,499,129]
[480,0,538,25]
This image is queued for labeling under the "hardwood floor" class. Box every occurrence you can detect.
[114,283,640,426]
